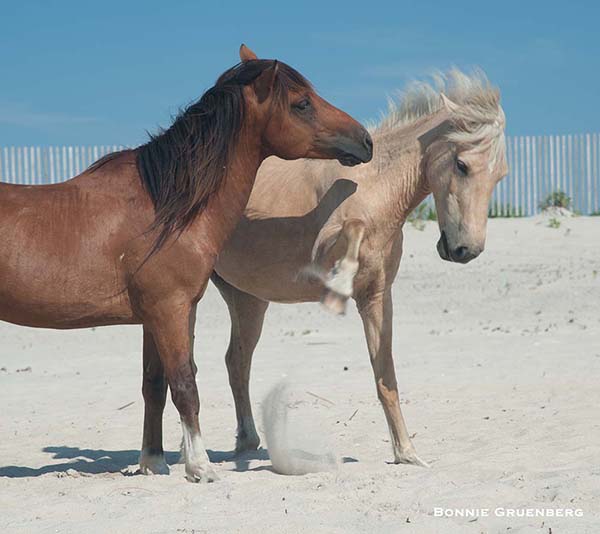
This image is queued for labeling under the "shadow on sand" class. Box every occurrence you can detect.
[0,445,273,478]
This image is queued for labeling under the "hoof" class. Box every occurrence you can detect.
[235,419,260,454]
[185,463,219,483]
[321,289,348,315]
[235,435,260,455]
[394,450,430,468]
[139,451,170,475]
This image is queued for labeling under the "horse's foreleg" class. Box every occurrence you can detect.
[139,327,169,475]
[317,218,366,315]
[356,287,429,468]
[212,273,268,453]
[147,305,217,483]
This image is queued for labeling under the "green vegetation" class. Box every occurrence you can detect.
[547,217,561,229]
[407,202,437,230]
[412,202,437,221]
[540,190,571,210]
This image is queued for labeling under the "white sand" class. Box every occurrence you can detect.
[1,217,599,533]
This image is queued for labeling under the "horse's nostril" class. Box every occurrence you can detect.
[454,246,469,260]
[451,245,481,264]
[364,132,373,150]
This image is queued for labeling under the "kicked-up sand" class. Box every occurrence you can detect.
[1,217,599,533]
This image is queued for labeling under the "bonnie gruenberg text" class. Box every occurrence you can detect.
[434,508,584,518]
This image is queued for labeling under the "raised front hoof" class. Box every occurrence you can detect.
[321,289,348,315]
[235,434,261,455]
[185,463,219,483]
[393,450,431,468]
[139,452,170,475]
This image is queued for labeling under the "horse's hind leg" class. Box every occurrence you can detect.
[139,327,169,475]
[212,273,269,453]
[320,219,366,315]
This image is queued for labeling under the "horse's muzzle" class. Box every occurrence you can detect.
[333,130,373,166]
[437,231,482,264]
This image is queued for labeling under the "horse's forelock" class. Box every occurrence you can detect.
[216,60,312,106]
[375,68,505,172]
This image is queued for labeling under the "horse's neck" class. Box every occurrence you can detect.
[368,110,448,228]
[201,139,263,251]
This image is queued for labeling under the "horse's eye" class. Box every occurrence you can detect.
[293,99,311,112]
[456,158,469,176]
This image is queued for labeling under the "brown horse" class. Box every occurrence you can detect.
[0,45,372,483]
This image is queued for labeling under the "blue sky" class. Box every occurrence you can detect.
[0,0,598,146]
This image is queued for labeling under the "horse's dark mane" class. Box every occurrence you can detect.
[135,59,311,255]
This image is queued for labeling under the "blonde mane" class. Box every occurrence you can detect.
[374,68,506,170]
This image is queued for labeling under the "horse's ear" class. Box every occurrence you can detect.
[239,44,258,62]
[253,61,278,103]
[440,93,460,114]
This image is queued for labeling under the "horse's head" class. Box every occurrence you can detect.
[424,86,507,264]
[235,45,372,166]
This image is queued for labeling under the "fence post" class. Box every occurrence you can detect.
[567,135,573,210]
[585,134,591,214]
[556,135,561,195]
[592,134,598,213]
[525,136,531,215]
[574,135,580,213]
[505,136,511,216]
[531,136,538,214]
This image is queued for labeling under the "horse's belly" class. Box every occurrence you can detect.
[215,249,322,304]
[0,288,136,329]
[0,300,136,329]
[0,261,135,329]
[214,211,327,303]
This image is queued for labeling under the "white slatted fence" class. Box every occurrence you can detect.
[489,133,600,216]
[1,136,599,215]
[0,145,126,186]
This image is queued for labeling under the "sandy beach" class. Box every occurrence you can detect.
[1,216,599,533]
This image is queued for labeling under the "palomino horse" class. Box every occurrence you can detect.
[0,45,373,482]
[214,69,507,467]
